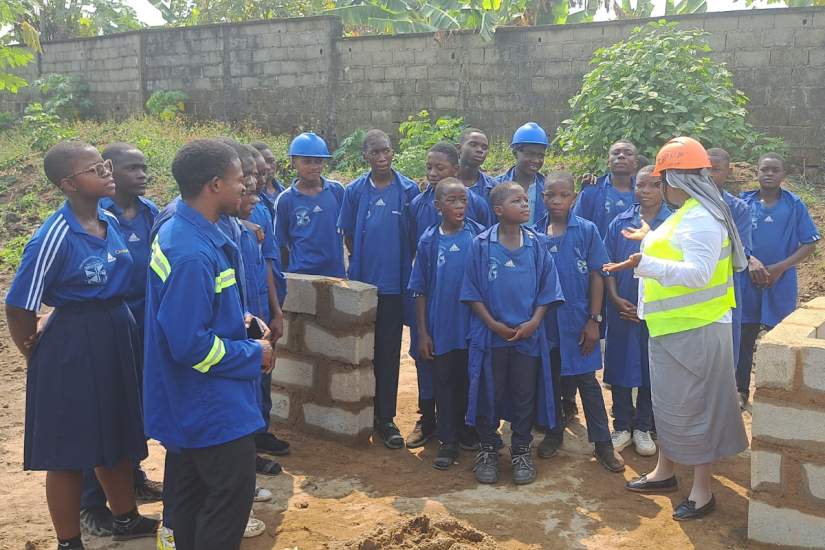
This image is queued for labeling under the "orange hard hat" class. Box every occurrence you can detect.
[652,137,712,176]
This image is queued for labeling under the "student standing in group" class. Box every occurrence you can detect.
[408,178,486,469]
[603,166,670,457]
[494,122,549,225]
[338,129,420,449]
[462,182,564,486]
[456,128,497,202]
[737,153,819,408]
[79,143,163,537]
[143,139,274,550]
[533,172,625,473]
[250,141,286,216]
[5,141,159,550]
[274,132,346,278]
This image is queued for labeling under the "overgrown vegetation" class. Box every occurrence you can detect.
[555,21,787,168]
[145,90,188,121]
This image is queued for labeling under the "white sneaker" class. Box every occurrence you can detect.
[156,525,176,550]
[253,486,272,502]
[244,512,266,538]
[633,430,657,456]
[611,430,632,452]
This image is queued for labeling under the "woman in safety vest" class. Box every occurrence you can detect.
[604,137,748,521]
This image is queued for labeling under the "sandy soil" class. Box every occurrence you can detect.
[0,305,765,550]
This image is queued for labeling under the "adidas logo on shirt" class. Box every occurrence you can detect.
[449,244,460,252]
[128,233,140,242]
[313,205,323,213]
[617,200,625,207]
[107,252,116,262]
[764,215,774,222]
[375,198,386,207]
[504,259,516,268]
[549,245,558,253]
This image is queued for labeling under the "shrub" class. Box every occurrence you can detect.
[145,90,188,121]
[394,110,466,179]
[22,102,76,151]
[331,128,368,176]
[34,73,93,120]
[0,111,15,131]
[554,20,786,168]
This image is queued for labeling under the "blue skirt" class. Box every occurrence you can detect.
[24,298,148,471]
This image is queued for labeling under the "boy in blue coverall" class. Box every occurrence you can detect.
[738,153,819,407]
[408,178,486,469]
[80,143,163,538]
[143,139,275,550]
[457,128,497,201]
[462,182,564,486]
[534,172,625,473]
[603,166,670,457]
[339,129,420,449]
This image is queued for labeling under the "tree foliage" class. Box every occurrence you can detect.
[1,1,41,93]
[23,1,143,42]
[147,0,334,25]
[554,21,785,165]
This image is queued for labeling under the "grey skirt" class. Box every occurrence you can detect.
[648,322,748,465]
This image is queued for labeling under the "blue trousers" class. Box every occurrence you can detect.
[611,386,653,433]
[80,463,146,509]
[374,294,404,422]
[432,349,469,444]
[736,323,763,398]
[476,347,539,450]
[549,348,611,444]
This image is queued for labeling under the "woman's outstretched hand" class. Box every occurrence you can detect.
[620,220,651,242]
[603,253,642,273]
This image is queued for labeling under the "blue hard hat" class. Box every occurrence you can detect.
[288,132,331,158]
[511,122,549,148]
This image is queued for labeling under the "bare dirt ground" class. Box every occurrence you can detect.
[0,309,764,550]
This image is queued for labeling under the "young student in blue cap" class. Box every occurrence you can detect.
[707,148,753,409]
[5,141,159,549]
[457,128,497,202]
[462,182,564,485]
[79,143,163,538]
[494,122,548,225]
[143,139,274,550]
[274,132,346,278]
[533,171,625,473]
[603,165,670,457]
[408,178,486,468]
[738,153,819,408]
[338,129,420,449]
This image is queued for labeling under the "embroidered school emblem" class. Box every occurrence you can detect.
[437,246,447,267]
[604,200,612,212]
[295,207,311,227]
[488,257,501,281]
[80,256,108,285]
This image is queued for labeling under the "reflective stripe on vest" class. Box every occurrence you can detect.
[193,335,226,373]
[642,198,735,338]
[215,268,236,293]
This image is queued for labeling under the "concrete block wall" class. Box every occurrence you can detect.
[273,273,377,444]
[748,297,825,548]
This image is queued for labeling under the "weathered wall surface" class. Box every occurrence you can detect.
[2,8,823,168]
[749,297,825,547]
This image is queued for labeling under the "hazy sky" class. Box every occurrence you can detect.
[126,0,780,26]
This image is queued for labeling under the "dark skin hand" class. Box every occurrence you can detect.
[579,270,604,355]
[762,242,816,287]
[415,295,435,360]
[468,301,516,340]
[5,305,38,360]
[605,276,640,323]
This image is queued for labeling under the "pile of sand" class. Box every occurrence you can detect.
[331,514,499,550]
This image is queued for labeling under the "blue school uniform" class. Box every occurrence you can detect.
[740,189,820,327]
[99,196,159,327]
[460,225,564,428]
[274,178,346,278]
[573,173,636,238]
[410,184,493,239]
[408,219,486,355]
[494,167,545,225]
[6,203,146,470]
[250,201,286,306]
[723,190,752,368]
[602,204,670,387]
[237,220,270,323]
[534,212,609,375]
[338,170,419,298]
[143,201,264,450]
[466,171,497,203]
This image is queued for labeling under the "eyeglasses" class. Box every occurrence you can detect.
[66,159,113,180]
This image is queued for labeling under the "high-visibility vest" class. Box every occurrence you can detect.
[642,198,735,338]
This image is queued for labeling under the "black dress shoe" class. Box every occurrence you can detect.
[673,495,716,521]
[625,474,678,493]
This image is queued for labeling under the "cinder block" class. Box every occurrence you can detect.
[752,450,782,488]
[802,462,825,500]
[330,367,375,403]
[754,341,797,390]
[752,401,825,445]
[303,322,373,365]
[330,280,377,320]
[748,500,825,547]
[782,308,825,334]
[269,390,291,422]
[283,273,322,315]
[271,357,314,388]
[302,403,373,438]
[801,342,825,392]
[803,297,825,311]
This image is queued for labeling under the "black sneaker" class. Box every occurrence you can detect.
[256,455,282,476]
[594,441,626,473]
[537,431,563,459]
[134,478,163,502]
[111,513,159,541]
[458,427,481,451]
[256,432,291,456]
[511,446,537,485]
[473,446,499,484]
[405,417,436,448]
[80,506,112,537]
[433,442,459,470]
[374,420,404,449]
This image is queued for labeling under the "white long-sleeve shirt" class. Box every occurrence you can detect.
[635,205,732,323]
